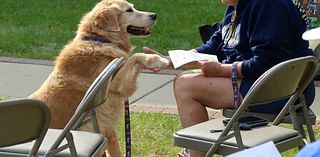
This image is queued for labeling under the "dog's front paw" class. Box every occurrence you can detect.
[145,54,170,69]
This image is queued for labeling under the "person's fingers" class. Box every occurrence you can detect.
[151,68,161,72]
[143,46,162,55]
[143,46,157,54]
[197,60,207,67]
[197,60,205,65]
[143,67,161,73]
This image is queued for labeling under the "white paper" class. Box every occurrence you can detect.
[226,141,281,157]
[302,27,320,40]
[168,50,218,68]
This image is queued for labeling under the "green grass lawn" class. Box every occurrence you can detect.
[0,0,225,59]
[117,112,181,156]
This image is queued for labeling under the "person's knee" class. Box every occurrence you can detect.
[174,72,189,91]
[173,73,196,109]
[173,71,197,96]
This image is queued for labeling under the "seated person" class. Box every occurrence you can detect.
[144,0,315,156]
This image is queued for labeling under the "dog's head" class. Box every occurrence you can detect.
[78,0,156,40]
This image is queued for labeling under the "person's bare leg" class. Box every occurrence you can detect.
[173,70,235,157]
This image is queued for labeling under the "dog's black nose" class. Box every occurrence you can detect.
[149,14,157,20]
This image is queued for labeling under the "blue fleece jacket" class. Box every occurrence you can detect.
[196,0,312,79]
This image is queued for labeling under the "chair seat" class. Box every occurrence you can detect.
[0,129,107,157]
[174,118,303,155]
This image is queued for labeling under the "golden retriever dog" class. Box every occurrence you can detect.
[29,0,169,156]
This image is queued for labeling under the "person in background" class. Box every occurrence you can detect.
[144,0,316,156]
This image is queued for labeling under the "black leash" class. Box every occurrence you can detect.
[123,79,174,157]
[124,99,131,157]
[129,79,173,104]
[231,62,240,109]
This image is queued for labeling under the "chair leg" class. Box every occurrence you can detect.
[290,105,300,132]
[302,105,316,142]
[90,110,101,133]
[293,124,309,148]
[66,133,78,157]
[296,125,306,138]
[233,122,244,150]
[307,125,316,142]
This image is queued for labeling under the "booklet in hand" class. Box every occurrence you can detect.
[168,50,218,69]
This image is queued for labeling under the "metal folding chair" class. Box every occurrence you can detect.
[173,56,317,156]
[223,43,320,143]
[0,98,51,157]
[0,57,126,157]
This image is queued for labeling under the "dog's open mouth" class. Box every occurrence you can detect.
[127,25,151,36]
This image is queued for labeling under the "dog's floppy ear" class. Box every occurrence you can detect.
[93,7,120,32]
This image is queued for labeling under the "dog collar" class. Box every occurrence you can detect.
[82,36,111,44]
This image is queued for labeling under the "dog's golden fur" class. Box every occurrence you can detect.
[29,0,169,156]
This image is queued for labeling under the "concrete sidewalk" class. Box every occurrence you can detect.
[0,57,185,115]
[0,57,319,118]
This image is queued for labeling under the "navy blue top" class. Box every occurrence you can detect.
[196,0,313,79]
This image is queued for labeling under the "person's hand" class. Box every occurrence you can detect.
[189,49,199,53]
[197,60,221,77]
[143,46,173,71]
[143,46,163,56]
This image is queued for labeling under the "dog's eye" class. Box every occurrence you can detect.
[126,8,133,12]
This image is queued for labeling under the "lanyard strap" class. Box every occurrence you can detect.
[124,100,131,157]
[231,63,240,109]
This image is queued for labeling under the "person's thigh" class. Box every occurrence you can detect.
[174,70,235,109]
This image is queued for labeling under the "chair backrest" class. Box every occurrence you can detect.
[0,98,51,156]
[224,56,317,137]
[77,57,126,113]
[243,56,317,106]
[45,57,126,155]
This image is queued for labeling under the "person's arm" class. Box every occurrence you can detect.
[241,0,310,79]
[195,23,223,55]
[196,8,233,62]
